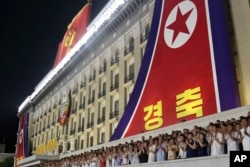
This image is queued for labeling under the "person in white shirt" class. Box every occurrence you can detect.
[224,123,240,152]
[177,134,187,159]
[240,117,250,151]
[209,124,224,156]
[147,138,156,162]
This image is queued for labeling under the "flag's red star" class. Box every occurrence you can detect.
[166,7,194,44]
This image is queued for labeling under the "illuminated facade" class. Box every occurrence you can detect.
[18,0,155,156]
[16,0,250,166]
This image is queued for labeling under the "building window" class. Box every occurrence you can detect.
[102,107,106,118]
[129,37,134,51]
[87,109,91,123]
[129,63,134,75]
[101,132,105,144]
[109,123,114,139]
[110,72,119,92]
[46,131,48,142]
[81,117,85,129]
[79,93,85,109]
[91,112,94,123]
[98,129,105,144]
[125,62,134,83]
[87,109,94,128]
[114,100,119,113]
[115,49,119,57]
[56,126,59,138]
[125,37,134,55]
[51,129,53,139]
[90,136,93,147]
[88,86,95,104]
[81,140,84,149]
[87,132,89,147]
[99,81,106,98]
[141,23,150,43]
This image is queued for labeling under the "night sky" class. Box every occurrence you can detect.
[0,0,108,153]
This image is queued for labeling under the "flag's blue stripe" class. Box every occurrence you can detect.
[110,0,163,141]
[208,0,240,111]
[24,113,29,157]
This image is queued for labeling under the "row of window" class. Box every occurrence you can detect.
[32,121,118,151]
[33,44,138,121]
[33,21,150,119]
[32,102,119,137]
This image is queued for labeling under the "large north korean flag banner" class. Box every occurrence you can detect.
[111,0,239,140]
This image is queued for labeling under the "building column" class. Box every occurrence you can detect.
[62,141,68,153]
[54,143,59,155]
[70,138,76,152]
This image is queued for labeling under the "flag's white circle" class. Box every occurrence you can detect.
[164,1,197,48]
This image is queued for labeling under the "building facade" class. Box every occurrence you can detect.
[16,0,250,165]
[18,0,155,156]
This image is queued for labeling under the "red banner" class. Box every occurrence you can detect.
[53,2,92,68]
[16,115,24,161]
[16,113,29,165]
[58,89,71,125]
[123,0,218,137]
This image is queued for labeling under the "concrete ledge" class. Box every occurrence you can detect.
[121,154,229,167]
[18,154,58,166]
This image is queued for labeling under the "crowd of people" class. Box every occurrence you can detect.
[40,114,250,167]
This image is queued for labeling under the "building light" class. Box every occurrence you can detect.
[18,0,126,113]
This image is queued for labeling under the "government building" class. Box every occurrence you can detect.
[16,0,250,166]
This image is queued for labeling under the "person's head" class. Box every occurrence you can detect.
[123,146,127,152]
[240,117,248,128]
[184,132,188,138]
[212,123,220,132]
[187,132,193,140]
[202,129,207,135]
[227,123,234,132]
[192,130,197,136]
[247,111,250,125]
[128,145,133,152]
[220,122,227,131]
[137,141,141,147]
[154,138,159,145]
[197,127,202,133]
[193,125,198,131]
[199,133,206,141]
[235,122,241,131]
[179,134,186,142]
[230,118,236,123]
[171,131,177,139]
[163,138,168,144]
[169,138,175,144]
[149,138,155,144]
[208,122,213,132]
[158,136,163,143]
